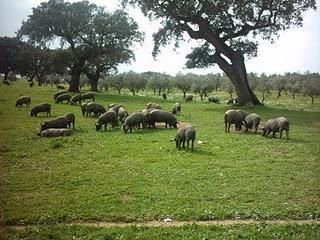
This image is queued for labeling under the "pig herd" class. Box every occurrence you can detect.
[15,90,290,153]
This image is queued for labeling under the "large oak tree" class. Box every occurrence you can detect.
[82,10,143,92]
[123,0,316,105]
[18,0,143,92]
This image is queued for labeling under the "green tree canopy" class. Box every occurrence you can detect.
[19,0,143,92]
[303,73,320,104]
[123,0,316,105]
[0,37,23,81]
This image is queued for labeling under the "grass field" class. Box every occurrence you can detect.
[0,80,319,238]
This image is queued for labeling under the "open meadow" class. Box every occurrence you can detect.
[0,80,319,239]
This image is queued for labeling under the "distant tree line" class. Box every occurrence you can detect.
[247,72,320,104]
[1,34,319,104]
[96,71,320,104]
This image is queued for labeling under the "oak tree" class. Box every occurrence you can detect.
[123,0,316,105]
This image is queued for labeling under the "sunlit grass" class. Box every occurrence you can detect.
[0,80,319,237]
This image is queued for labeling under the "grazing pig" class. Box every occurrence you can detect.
[208,96,220,104]
[108,103,117,108]
[109,104,124,115]
[244,113,261,133]
[70,94,82,105]
[95,110,117,131]
[3,80,10,85]
[148,109,178,129]
[174,125,196,152]
[85,102,106,117]
[38,128,72,137]
[262,117,290,139]
[81,92,95,102]
[40,116,69,131]
[30,103,51,117]
[56,84,65,89]
[227,98,238,105]
[118,106,128,123]
[81,102,88,117]
[237,110,248,121]
[55,93,71,104]
[185,95,193,102]
[15,96,31,107]
[146,102,163,110]
[64,112,76,129]
[53,90,69,100]
[123,112,146,133]
[170,102,181,115]
[224,109,244,133]
[134,108,155,128]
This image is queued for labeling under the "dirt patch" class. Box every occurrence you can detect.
[312,121,320,128]
[177,121,191,128]
[119,193,133,203]
[258,146,289,157]
[1,219,319,231]
[154,121,190,129]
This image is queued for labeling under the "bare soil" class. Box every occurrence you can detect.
[1,219,319,231]
[154,121,190,129]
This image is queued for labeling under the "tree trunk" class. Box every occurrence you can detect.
[277,90,281,98]
[4,72,8,80]
[90,73,101,92]
[182,90,187,98]
[90,78,98,92]
[218,54,261,105]
[158,88,161,96]
[200,92,204,102]
[69,65,81,92]
[153,89,156,95]
[118,88,121,95]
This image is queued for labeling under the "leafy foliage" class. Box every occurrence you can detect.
[18,0,143,92]
[0,37,24,79]
[122,0,316,105]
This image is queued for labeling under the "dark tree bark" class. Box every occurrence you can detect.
[182,90,187,98]
[85,67,102,92]
[69,65,82,92]
[199,91,205,102]
[4,72,8,80]
[215,53,261,105]
[90,77,99,92]
[277,90,282,98]
[89,73,101,92]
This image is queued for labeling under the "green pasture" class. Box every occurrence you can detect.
[0,80,319,238]
[2,223,320,239]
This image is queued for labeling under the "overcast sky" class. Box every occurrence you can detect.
[1,0,319,76]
